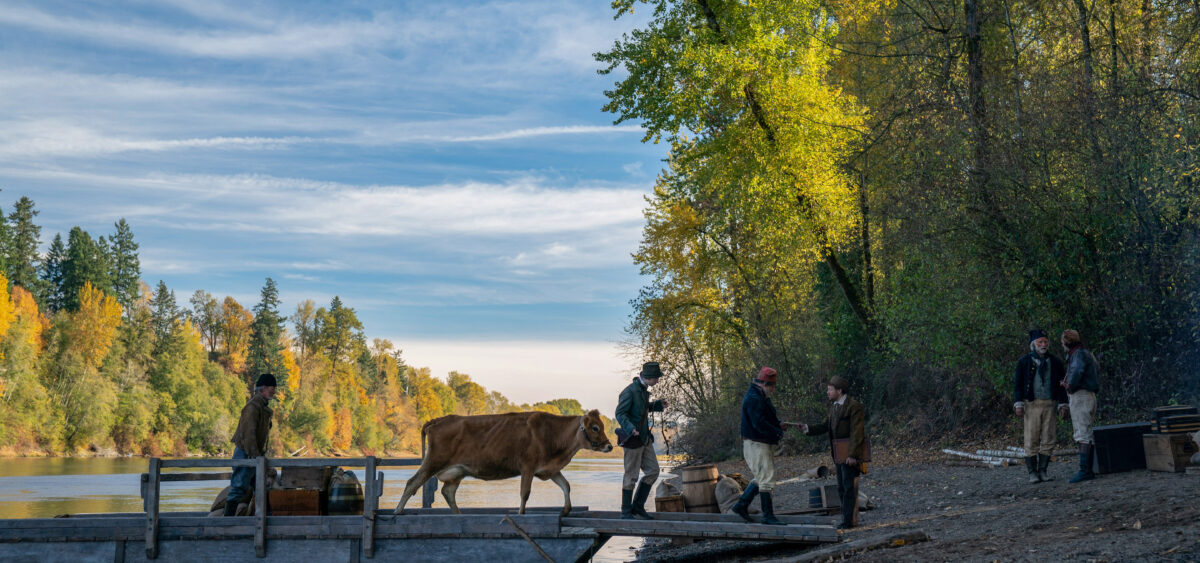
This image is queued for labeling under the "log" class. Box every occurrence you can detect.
[976,449,1024,459]
[944,460,1003,468]
[941,449,1011,463]
[780,530,930,563]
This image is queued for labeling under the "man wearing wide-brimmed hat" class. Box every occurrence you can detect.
[615,362,668,519]
[730,367,786,526]
[1013,328,1068,483]
[224,373,277,516]
[798,376,867,530]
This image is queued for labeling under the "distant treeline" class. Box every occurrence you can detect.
[0,194,607,456]
[602,1,1200,459]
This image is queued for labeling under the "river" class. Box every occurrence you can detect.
[0,456,647,562]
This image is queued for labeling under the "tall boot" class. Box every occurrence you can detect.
[759,492,785,525]
[631,482,654,520]
[1037,453,1053,482]
[620,488,634,519]
[731,482,759,523]
[1068,443,1095,483]
[223,499,239,517]
[1025,456,1041,484]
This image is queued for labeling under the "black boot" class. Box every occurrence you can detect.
[631,482,654,520]
[620,488,634,519]
[1025,456,1041,484]
[1037,453,1053,482]
[222,497,240,517]
[1069,443,1095,483]
[731,482,759,522]
[759,492,785,525]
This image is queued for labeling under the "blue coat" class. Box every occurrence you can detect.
[740,383,784,444]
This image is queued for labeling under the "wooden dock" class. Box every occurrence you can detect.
[0,457,840,562]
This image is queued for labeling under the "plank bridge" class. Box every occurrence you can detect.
[0,457,840,563]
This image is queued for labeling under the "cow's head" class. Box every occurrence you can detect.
[580,409,613,453]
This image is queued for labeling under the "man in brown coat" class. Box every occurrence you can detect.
[224,373,276,516]
[796,376,867,530]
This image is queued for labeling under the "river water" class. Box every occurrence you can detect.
[0,456,648,562]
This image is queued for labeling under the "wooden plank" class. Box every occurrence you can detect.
[363,456,377,558]
[377,457,424,466]
[780,530,929,563]
[145,457,161,559]
[560,517,838,543]
[256,456,267,557]
[160,459,258,468]
[378,506,589,516]
[570,510,834,526]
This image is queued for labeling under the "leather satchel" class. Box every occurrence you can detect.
[832,436,872,464]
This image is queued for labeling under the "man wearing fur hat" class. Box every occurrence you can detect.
[1013,328,1068,483]
[797,376,867,530]
[615,362,668,520]
[731,367,786,526]
[1061,329,1101,483]
[224,373,277,516]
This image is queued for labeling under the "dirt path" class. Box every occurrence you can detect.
[634,449,1200,562]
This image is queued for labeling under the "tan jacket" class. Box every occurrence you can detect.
[231,394,273,458]
[805,396,867,461]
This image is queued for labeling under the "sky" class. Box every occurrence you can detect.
[0,0,666,414]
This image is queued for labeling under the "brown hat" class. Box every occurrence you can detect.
[756,367,778,385]
[828,376,849,392]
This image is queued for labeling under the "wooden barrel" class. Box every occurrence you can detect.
[679,464,719,513]
[327,479,364,515]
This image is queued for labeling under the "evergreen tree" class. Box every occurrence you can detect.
[108,219,140,311]
[61,227,113,310]
[149,280,179,347]
[7,197,43,293]
[0,195,10,277]
[39,233,67,312]
[247,278,286,380]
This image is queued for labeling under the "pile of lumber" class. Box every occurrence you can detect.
[941,446,1076,468]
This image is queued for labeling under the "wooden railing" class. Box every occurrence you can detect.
[140,456,435,559]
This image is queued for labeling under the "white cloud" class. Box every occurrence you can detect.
[437,125,644,143]
[399,339,638,415]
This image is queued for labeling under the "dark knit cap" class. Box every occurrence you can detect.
[640,362,663,379]
[1029,328,1048,342]
[829,376,850,392]
[255,373,277,388]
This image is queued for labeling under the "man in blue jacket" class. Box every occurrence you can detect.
[730,367,786,525]
[1061,329,1101,483]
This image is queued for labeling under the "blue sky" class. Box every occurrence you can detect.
[0,0,664,413]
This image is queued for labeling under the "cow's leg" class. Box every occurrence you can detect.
[394,463,438,516]
[549,471,572,516]
[518,471,534,514]
[437,466,468,515]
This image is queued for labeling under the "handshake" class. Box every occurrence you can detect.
[782,421,807,433]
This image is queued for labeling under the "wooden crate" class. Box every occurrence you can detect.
[808,484,841,509]
[1143,433,1199,473]
[268,489,323,516]
[654,494,685,513]
[278,466,334,490]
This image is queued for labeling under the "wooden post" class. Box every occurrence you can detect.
[422,478,437,508]
[144,458,160,559]
[255,456,266,558]
[363,456,377,559]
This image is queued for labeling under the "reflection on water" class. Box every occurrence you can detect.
[0,457,646,562]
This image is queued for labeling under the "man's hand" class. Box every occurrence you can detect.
[1015,405,1025,417]
[631,429,640,436]
[846,456,858,466]
[1057,405,1069,418]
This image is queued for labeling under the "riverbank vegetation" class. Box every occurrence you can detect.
[602,0,1200,459]
[0,197,608,457]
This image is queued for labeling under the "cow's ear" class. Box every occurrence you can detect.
[587,409,600,417]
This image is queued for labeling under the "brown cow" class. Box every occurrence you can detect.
[393,410,613,516]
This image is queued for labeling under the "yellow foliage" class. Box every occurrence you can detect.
[11,286,46,352]
[68,282,123,369]
[0,273,15,345]
[332,408,353,451]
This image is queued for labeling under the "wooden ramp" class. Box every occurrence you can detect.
[562,511,840,543]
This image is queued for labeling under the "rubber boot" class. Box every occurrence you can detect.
[631,481,655,520]
[759,492,785,525]
[1037,453,1053,482]
[731,482,759,523]
[620,488,634,519]
[1068,443,1096,483]
[1025,456,1041,484]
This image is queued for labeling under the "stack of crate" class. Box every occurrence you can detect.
[1143,406,1200,473]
